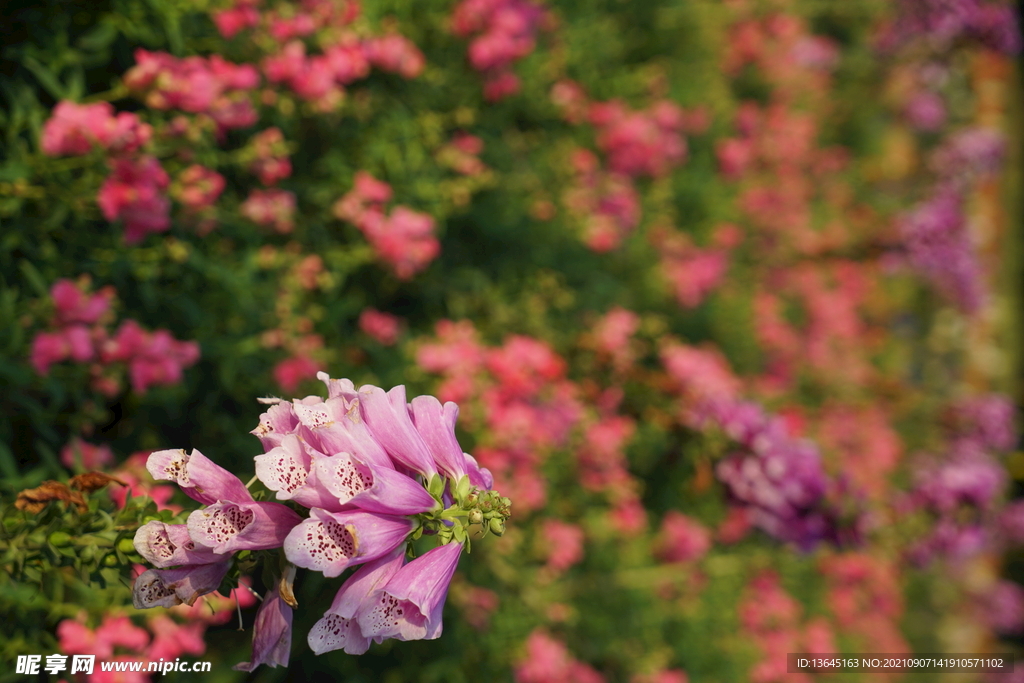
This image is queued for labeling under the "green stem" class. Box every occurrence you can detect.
[81,84,130,104]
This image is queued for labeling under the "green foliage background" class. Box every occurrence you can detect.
[1,0,1018,681]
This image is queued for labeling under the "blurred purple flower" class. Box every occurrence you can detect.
[898,187,983,314]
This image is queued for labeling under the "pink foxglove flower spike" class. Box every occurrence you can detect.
[133,373,511,671]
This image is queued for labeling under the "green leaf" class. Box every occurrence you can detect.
[0,442,17,481]
[21,57,67,100]
[76,22,119,52]
[18,260,48,298]
[0,163,29,182]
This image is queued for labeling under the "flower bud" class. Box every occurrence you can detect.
[488,518,505,536]
[468,509,483,525]
[48,531,72,547]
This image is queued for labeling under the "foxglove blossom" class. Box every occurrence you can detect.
[187,500,302,553]
[284,508,414,578]
[134,521,221,567]
[146,448,253,506]
[357,541,463,642]
[133,562,232,609]
[307,548,406,655]
[234,585,294,672]
[312,452,439,515]
[410,396,468,480]
[135,447,302,611]
[357,385,440,478]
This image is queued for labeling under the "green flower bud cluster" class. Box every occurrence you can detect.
[411,475,512,551]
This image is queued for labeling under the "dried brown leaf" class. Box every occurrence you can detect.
[69,472,127,493]
[15,481,87,513]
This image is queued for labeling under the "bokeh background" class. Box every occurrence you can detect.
[1,0,1023,681]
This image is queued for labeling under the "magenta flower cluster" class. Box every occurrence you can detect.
[131,372,508,670]
[41,101,151,157]
[898,188,983,314]
[551,80,701,252]
[224,0,424,109]
[695,398,843,550]
[333,172,440,279]
[878,0,1021,55]
[883,0,1014,315]
[39,0,429,245]
[31,278,199,395]
[41,100,172,243]
[124,50,261,131]
[904,393,1016,565]
[897,125,1006,314]
[451,0,549,101]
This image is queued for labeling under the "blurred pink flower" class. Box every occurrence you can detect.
[551,79,589,123]
[326,43,371,84]
[249,128,292,185]
[60,438,114,470]
[655,511,711,563]
[359,308,402,346]
[980,581,1024,634]
[97,156,171,244]
[486,335,566,396]
[173,165,225,213]
[579,417,635,493]
[31,328,95,374]
[41,101,151,157]
[146,615,206,661]
[484,71,521,101]
[125,49,258,124]
[593,307,640,371]
[717,506,751,544]
[109,452,180,511]
[101,320,200,394]
[241,189,296,233]
[453,0,548,101]
[212,0,260,38]
[661,342,741,403]
[905,91,946,131]
[273,355,321,394]
[610,496,647,534]
[51,279,114,326]
[363,35,426,79]
[515,630,604,683]
[594,102,687,178]
[802,617,836,655]
[542,519,585,573]
[358,207,440,279]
